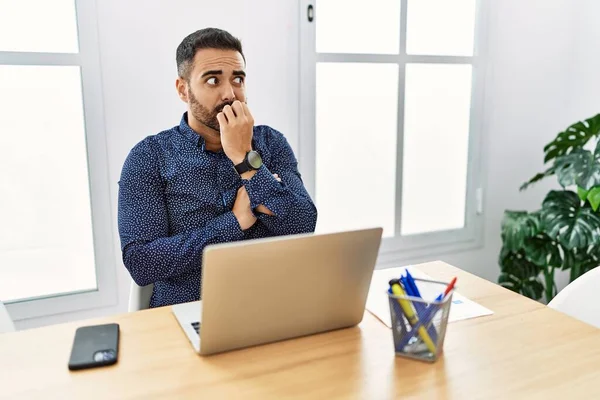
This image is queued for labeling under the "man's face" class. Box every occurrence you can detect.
[180,48,247,131]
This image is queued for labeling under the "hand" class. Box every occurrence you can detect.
[255,174,281,216]
[232,186,257,230]
[217,101,254,165]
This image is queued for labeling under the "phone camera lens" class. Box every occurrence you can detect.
[93,350,115,362]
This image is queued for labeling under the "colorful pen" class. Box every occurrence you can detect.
[402,273,438,342]
[396,277,457,350]
[405,270,422,297]
[434,277,457,302]
[389,279,437,354]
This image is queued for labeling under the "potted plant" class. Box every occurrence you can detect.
[498,114,600,302]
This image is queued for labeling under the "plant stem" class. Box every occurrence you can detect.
[543,266,555,303]
[570,261,580,283]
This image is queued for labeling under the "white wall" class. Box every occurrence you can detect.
[15,0,600,328]
[445,0,600,289]
[571,0,600,119]
[444,0,579,283]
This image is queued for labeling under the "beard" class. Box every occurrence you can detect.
[188,88,233,132]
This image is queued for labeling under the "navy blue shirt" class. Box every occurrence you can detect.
[118,113,317,307]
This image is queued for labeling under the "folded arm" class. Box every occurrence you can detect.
[117,141,243,286]
[243,131,318,236]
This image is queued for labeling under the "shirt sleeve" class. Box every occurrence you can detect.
[117,139,244,286]
[243,128,318,236]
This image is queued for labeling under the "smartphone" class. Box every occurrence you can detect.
[68,323,120,371]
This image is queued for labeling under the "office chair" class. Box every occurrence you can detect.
[128,281,154,312]
[0,300,16,333]
[547,267,600,328]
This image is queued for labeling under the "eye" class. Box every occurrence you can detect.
[233,76,244,84]
[206,77,218,85]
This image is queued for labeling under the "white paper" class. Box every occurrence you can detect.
[366,266,494,328]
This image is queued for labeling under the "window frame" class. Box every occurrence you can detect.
[299,0,490,263]
[0,0,117,320]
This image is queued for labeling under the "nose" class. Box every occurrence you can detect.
[221,82,236,103]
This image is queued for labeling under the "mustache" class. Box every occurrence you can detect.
[214,101,234,113]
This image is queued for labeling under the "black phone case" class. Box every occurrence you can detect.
[68,323,120,371]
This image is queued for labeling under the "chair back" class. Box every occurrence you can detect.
[548,267,600,328]
[128,281,154,312]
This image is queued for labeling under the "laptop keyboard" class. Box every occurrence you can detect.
[191,321,201,335]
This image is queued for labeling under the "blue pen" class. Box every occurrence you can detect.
[396,301,441,350]
[405,270,421,297]
[402,272,438,342]
[397,278,457,349]
[396,276,457,350]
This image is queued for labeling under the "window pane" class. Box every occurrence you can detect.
[316,0,400,54]
[0,0,79,53]
[0,65,96,302]
[406,0,477,56]
[316,63,398,237]
[401,64,472,235]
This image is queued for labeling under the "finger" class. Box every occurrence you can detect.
[256,204,275,216]
[241,102,254,123]
[217,112,227,127]
[232,101,245,118]
[223,105,236,123]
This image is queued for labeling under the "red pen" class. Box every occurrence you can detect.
[434,277,457,302]
[443,277,457,297]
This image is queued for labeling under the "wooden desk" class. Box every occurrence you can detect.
[2,261,600,399]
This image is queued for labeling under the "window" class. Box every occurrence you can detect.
[300,0,487,262]
[0,0,116,320]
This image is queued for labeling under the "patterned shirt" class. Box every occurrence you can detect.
[117,113,317,307]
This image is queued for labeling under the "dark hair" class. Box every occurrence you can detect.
[176,28,245,80]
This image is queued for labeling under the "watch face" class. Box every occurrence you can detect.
[247,151,263,169]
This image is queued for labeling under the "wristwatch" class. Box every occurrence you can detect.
[234,150,263,174]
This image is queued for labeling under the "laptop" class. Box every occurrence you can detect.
[171,227,383,355]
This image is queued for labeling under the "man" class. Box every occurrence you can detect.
[118,28,317,308]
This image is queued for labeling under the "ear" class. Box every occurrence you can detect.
[175,77,189,103]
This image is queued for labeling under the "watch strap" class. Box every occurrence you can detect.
[234,158,252,174]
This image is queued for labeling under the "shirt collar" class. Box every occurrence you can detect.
[179,112,207,151]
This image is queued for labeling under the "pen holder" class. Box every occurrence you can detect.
[387,278,454,362]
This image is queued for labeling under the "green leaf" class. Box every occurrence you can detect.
[498,248,544,300]
[501,211,541,252]
[562,247,600,274]
[543,114,600,164]
[523,234,562,268]
[554,144,600,190]
[580,253,600,276]
[520,167,555,191]
[522,234,562,302]
[587,187,600,211]
[541,190,600,249]
[577,186,590,201]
